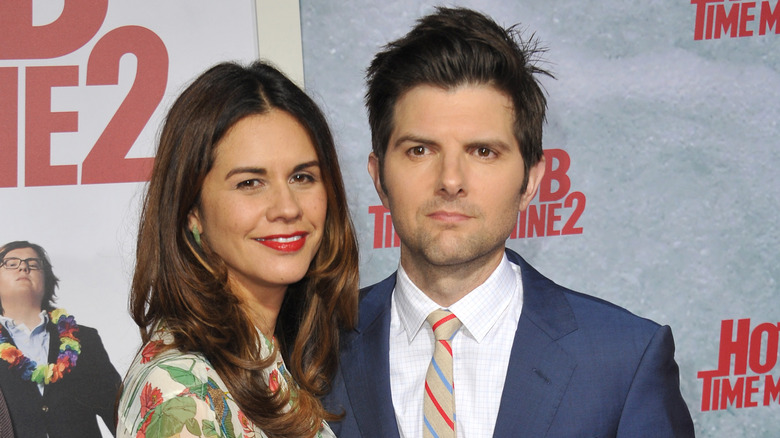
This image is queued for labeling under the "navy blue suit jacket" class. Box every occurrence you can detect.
[0,323,120,437]
[323,249,694,437]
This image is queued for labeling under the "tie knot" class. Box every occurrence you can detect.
[426,309,462,341]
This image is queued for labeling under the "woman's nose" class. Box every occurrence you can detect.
[267,185,303,222]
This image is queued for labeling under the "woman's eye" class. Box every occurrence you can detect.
[291,173,315,184]
[236,179,261,189]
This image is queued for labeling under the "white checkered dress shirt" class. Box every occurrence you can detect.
[389,254,523,438]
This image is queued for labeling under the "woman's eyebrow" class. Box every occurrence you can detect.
[224,160,320,180]
[225,167,266,179]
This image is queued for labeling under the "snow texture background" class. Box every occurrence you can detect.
[300,1,780,436]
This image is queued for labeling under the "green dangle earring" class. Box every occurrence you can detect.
[192,224,202,246]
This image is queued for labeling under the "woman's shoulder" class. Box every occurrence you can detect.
[126,335,218,384]
[135,346,215,385]
[117,337,259,437]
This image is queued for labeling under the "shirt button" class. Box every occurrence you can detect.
[41,405,49,412]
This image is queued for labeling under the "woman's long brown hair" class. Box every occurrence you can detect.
[129,61,359,437]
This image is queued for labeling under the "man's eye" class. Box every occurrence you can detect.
[409,146,427,156]
[475,147,495,158]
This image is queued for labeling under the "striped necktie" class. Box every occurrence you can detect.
[423,309,462,438]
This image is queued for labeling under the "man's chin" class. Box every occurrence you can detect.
[420,243,489,267]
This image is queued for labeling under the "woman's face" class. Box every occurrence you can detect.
[0,247,45,309]
[189,110,328,301]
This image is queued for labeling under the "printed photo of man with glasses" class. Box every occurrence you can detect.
[0,241,120,437]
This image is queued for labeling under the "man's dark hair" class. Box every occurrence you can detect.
[365,6,552,192]
[0,241,59,313]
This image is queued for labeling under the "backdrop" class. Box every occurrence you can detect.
[0,1,273,435]
[300,1,779,437]
[1,1,778,437]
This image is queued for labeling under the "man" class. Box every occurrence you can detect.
[0,241,120,437]
[323,7,694,438]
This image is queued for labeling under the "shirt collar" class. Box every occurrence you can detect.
[0,310,49,334]
[394,253,519,343]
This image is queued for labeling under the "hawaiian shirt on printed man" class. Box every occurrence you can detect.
[117,329,335,438]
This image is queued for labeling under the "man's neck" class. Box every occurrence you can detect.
[2,304,44,331]
[399,247,505,307]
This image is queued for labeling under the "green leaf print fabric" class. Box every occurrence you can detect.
[116,330,335,438]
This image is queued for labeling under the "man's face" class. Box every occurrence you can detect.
[0,247,46,309]
[368,84,544,280]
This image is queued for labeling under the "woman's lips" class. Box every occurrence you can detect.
[256,232,308,252]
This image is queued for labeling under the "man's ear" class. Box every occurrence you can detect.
[519,155,546,212]
[367,152,390,208]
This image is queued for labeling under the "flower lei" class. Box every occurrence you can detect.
[0,308,81,385]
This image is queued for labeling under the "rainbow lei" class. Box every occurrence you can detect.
[0,308,81,385]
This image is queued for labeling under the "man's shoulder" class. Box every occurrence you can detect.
[359,271,397,298]
[74,323,100,337]
[357,271,396,310]
[508,248,661,338]
[47,317,102,341]
[560,287,661,334]
[515,263,667,377]
[349,272,397,333]
[71,322,106,346]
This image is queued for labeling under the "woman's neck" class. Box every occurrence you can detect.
[228,277,286,338]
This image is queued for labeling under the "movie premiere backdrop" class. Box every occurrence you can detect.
[0,1,304,435]
[1,1,778,437]
[300,0,779,436]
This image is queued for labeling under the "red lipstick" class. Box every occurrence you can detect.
[256,232,307,252]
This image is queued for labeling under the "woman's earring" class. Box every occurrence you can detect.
[192,224,202,246]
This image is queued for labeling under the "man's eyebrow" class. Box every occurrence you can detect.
[392,134,437,148]
[393,135,513,152]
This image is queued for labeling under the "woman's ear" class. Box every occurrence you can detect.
[188,209,203,245]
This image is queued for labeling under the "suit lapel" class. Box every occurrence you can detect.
[44,321,59,396]
[0,321,58,366]
[493,251,578,437]
[47,321,59,363]
[0,322,50,399]
[340,274,401,438]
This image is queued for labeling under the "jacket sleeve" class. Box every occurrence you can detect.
[616,325,695,437]
[79,327,122,435]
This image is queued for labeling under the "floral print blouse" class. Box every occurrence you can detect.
[117,329,335,438]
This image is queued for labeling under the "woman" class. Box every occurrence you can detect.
[0,240,120,437]
[116,61,359,437]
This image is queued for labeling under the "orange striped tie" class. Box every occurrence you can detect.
[423,309,462,438]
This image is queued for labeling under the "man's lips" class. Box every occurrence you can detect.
[427,210,472,222]
[255,232,308,252]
